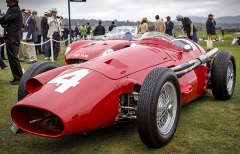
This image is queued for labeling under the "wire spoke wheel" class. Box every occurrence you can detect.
[226,60,234,94]
[18,61,59,101]
[137,68,180,148]
[157,82,177,135]
[211,50,236,100]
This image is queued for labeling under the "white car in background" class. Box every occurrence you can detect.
[90,26,139,41]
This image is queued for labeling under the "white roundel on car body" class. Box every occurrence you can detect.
[48,69,90,93]
[101,48,115,56]
[130,43,137,47]
[65,46,71,55]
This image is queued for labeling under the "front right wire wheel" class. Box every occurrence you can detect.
[137,67,181,148]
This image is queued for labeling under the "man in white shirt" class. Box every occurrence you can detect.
[47,8,64,60]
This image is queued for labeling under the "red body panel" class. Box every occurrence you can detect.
[12,69,122,137]
[75,46,172,79]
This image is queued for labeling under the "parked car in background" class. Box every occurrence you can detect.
[90,26,139,41]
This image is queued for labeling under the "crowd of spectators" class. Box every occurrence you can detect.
[0,0,101,85]
[0,0,222,84]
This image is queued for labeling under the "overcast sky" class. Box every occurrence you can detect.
[0,0,239,22]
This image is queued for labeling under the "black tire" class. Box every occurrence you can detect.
[137,68,181,148]
[18,61,59,101]
[211,50,236,100]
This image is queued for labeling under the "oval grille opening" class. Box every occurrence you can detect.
[11,106,64,137]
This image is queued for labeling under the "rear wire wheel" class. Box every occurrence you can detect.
[211,50,236,100]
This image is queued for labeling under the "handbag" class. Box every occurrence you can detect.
[206,35,213,49]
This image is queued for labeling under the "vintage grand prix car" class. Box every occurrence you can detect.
[65,26,140,65]
[65,37,138,64]
[11,32,236,148]
[65,27,140,65]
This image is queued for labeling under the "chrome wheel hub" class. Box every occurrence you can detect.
[226,60,234,94]
[156,82,177,135]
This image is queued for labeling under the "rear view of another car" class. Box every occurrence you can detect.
[65,38,137,65]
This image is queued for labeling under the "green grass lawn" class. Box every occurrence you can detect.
[0,35,240,154]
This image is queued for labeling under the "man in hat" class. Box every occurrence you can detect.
[165,16,174,36]
[206,14,216,41]
[176,14,198,43]
[23,9,38,63]
[32,10,42,55]
[0,0,23,85]
[41,11,50,59]
[154,15,166,33]
[47,8,64,60]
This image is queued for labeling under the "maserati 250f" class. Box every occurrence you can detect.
[11,32,236,148]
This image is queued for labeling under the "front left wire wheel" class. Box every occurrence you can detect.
[18,61,59,101]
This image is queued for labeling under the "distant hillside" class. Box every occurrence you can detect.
[65,15,240,29]
[172,16,240,28]
[173,15,240,24]
[215,16,240,23]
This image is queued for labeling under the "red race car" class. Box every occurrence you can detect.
[11,32,236,148]
[65,26,140,65]
[64,39,138,64]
